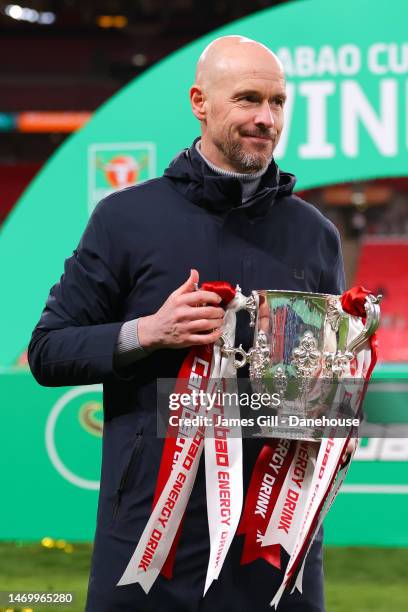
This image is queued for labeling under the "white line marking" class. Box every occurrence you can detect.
[341,484,408,494]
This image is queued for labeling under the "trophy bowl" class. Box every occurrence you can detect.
[221,289,381,441]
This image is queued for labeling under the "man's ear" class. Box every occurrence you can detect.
[190,84,207,121]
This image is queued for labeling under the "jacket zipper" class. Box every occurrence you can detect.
[112,433,143,520]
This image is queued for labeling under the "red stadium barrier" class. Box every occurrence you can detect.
[354,238,408,362]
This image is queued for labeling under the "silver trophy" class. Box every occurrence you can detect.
[221,289,381,441]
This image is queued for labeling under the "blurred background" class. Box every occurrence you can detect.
[0,0,407,611]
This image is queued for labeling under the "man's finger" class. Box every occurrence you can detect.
[188,329,223,345]
[182,290,222,306]
[179,305,225,321]
[186,318,224,332]
[173,268,200,296]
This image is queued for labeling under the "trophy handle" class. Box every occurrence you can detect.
[345,294,382,354]
[220,290,259,369]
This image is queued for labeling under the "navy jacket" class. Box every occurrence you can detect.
[28,140,344,612]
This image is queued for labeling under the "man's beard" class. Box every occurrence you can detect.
[214,129,274,173]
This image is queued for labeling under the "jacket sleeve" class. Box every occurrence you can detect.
[317,224,346,295]
[28,197,131,387]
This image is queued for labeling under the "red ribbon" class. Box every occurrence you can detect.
[340,285,372,318]
[283,286,380,588]
[153,281,236,579]
[340,285,379,377]
[238,439,296,569]
[239,285,380,575]
[154,283,379,581]
[201,280,236,306]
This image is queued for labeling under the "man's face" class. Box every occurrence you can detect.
[203,58,286,173]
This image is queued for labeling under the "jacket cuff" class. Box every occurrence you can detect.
[113,318,151,380]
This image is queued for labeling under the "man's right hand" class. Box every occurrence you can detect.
[137,269,225,350]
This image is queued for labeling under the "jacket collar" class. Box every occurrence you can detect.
[163,137,296,218]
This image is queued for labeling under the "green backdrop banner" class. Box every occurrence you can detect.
[0,0,407,544]
[1,0,408,365]
[0,368,407,544]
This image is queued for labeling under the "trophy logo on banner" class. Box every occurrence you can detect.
[87,142,156,214]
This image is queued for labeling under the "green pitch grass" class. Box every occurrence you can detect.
[0,543,407,611]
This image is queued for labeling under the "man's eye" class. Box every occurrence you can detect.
[239,96,257,103]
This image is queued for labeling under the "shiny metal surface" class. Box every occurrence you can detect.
[221,288,381,441]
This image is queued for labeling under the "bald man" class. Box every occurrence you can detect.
[29,36,344,611]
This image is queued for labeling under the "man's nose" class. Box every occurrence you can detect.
[254,101,275,128]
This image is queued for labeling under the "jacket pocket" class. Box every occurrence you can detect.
[112,432,144,521]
